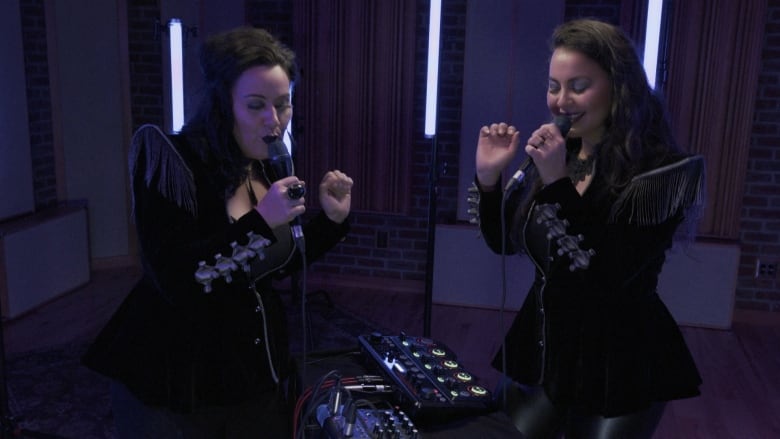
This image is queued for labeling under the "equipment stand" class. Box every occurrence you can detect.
[422,134,439,337]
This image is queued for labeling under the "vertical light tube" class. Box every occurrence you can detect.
[169,19,185,133]
[424,0,442,138]
[643,0,664,89]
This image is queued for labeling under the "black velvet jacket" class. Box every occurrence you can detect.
[83,125,349,412]
[475,155,704,417]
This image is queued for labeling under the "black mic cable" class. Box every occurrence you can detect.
[265,134,313,381]
[498,181,510,410]
[496,115,571,409]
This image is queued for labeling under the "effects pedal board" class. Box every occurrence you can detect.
[317,404,420,439]
[357,332,493,423]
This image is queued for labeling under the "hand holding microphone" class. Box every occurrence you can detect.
[523,115,572,185]
[254,176,306,228]
[504,115,572,192]
[262,137,305,244]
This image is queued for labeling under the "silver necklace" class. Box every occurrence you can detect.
[568,154,596,182]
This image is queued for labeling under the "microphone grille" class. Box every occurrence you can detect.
[553,115,572,137]
[267,138,289,159]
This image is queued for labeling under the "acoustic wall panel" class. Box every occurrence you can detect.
[0,205,90,319]
[433,225,738,329]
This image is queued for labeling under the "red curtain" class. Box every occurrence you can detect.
[621,0,767,240]
[292,0,417,214]
[663,0,767,240]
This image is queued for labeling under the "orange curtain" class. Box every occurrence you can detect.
[292,0,417,214]
[663,0,767,240]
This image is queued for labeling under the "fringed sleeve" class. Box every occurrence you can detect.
[608,155,706,242]
[128,124,197,217]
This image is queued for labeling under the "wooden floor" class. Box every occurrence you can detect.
[3,267,780,438]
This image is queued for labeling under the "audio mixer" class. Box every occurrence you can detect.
[357,332,494,423]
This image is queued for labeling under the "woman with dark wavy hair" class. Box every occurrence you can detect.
[472,19,704,438]
[84,27,353,438]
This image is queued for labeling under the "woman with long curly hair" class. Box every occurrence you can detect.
[473,19,704,438]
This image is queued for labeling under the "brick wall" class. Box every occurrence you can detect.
[18,0,780,312]
[20,0,56,210]
[127,0,164,130]
[735,0,780,312]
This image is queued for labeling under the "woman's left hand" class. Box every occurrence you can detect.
[319,170,353,224]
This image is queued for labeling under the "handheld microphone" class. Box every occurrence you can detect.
[265,136,294,180]
[503,115,572,193]
[265,136,305,246]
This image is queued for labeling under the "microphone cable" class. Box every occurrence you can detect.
[497,153,534,410]
[498,180,511,411]
[285,131,313,387]
[265,131,314,390]
[497,170,528,411]
[299,239,310,388]
[494,115,570,410]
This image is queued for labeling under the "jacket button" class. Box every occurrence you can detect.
[538,340,544,347]
[255,305,262,313]
[254,338,262,345]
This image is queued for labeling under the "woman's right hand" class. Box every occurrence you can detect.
[475,122,520,190]
[255,176,306,228]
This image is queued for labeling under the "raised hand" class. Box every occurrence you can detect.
[319,170,353,224]
[475,122,520,190]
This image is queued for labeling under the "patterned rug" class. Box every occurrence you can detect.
[4,294,383,439]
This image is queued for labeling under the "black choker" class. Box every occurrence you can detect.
[568,154,596,182]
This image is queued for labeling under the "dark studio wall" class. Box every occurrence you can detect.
[11,0,780,313]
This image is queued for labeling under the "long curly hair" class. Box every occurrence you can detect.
[513,19,685,243]
[180,27,298,199]
[552,19,682,190]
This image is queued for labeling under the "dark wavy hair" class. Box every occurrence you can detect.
[180,27,298,199]
[552,19,682,190]
[513,19,684,243]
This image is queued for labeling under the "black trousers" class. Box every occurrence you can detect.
[496,382,666,439]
